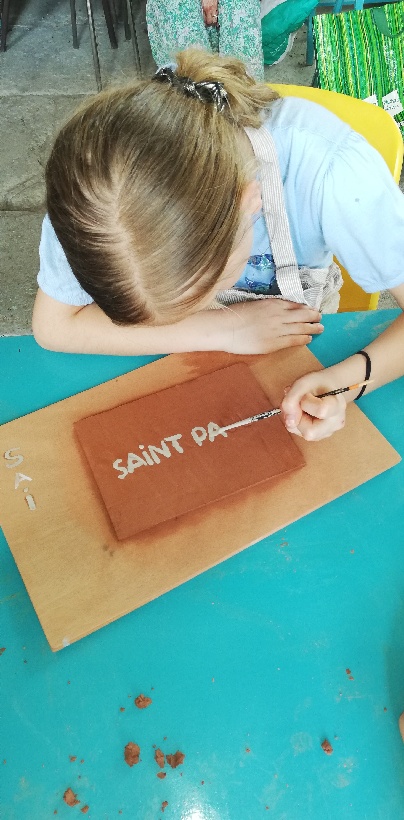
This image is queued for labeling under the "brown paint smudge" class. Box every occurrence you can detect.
[399,713,404,741]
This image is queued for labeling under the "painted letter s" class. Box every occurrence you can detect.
[112,459,128,479]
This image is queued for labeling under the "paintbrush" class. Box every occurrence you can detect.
[219,379,374,433]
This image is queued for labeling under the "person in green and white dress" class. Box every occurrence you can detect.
[146,0,264,81]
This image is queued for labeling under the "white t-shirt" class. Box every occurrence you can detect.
[37,96,404,304]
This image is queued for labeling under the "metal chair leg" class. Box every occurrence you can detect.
[70,0,79,49]
[86,0,102,91]
[101,0,118,49]
[306,14,314,66]
[110,0,118,26]
[122,0,131,41]
[126,0,142,76]
[0,0,11,52]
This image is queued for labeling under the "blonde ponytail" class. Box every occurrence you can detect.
[175,48,278,128]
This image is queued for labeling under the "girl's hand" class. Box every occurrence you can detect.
[281,372,347,441]
[202,0,219,26]
[221,298,324,354]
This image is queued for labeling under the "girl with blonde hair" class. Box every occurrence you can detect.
[33,49,404,442]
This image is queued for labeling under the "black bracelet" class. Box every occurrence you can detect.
[356,350,371,399]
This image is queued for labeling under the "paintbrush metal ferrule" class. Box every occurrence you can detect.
[220,408,281,433]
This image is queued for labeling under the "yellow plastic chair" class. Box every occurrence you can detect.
[269,84,404,311]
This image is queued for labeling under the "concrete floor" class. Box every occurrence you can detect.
[0,2,399,335]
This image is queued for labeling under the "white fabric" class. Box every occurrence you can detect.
[38,214,93,307]
[270,32,297,65]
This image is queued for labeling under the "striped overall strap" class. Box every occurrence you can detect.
[244,125,306,305]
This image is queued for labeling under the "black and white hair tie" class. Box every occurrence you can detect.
[153,66,229,113]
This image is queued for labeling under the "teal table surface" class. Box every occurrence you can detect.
[1,311,404,820]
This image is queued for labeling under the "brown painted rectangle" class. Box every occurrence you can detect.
[74,364,305,540]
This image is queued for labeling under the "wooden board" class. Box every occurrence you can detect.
[0,347,400,650]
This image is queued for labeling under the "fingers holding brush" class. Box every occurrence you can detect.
[281,375,347,441]
[285,394,347,441]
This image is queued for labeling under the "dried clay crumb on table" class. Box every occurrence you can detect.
[155,748,165,768]
[63,787,80,806]
[166,750,185,768]
[135,693,152,709]
[124,742,140,766]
